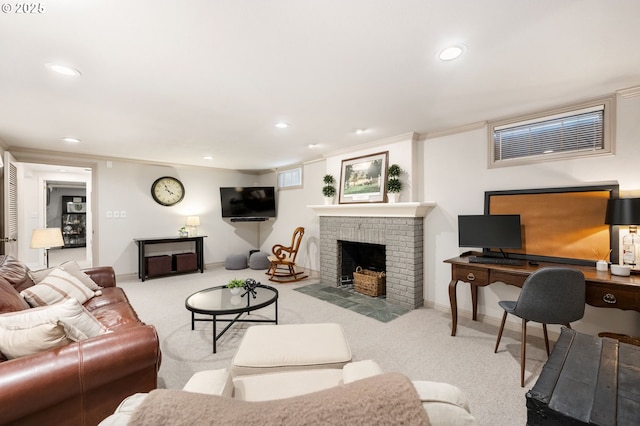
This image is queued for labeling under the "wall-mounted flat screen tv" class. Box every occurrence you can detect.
[220,187,276,219]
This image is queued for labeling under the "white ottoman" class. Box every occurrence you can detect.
[182,368,233,398]
[231,323,352,377]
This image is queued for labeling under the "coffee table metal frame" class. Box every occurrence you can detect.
[185,284,278,353]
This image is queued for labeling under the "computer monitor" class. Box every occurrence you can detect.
[458,215,522,249]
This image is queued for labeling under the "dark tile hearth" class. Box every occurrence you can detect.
[294,283,410,323]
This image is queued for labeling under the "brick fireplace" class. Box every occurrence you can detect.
[312,203,435,309]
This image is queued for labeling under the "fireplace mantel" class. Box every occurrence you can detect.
[309,202,436,218]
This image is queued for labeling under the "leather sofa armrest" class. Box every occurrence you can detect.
[83,266,117,288]
[0,325,161,425]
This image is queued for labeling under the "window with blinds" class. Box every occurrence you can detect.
[489,97,614,168]
[277,166,302,189]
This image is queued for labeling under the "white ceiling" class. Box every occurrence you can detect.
[1,1,639,171]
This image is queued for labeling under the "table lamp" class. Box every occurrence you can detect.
[30,228,64,268]
[605,198,640,270]
[186,216,200,237]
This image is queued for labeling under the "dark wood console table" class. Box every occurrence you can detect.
[445,255,640,336]
[134,236,206,281]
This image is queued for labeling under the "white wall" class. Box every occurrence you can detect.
[95,160,263,274]
[259,159,326,273]
[423,93,640,337]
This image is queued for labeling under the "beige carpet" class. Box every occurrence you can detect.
[118,266,550,425]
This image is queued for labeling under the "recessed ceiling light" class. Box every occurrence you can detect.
[274,122,290,129]
[46,63,81,77]
[438,45,466,61]
[62,137,81,143]
[203,155,213,160]
[355,128,367,134]
[308,143,319,148]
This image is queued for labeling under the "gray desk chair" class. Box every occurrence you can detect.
[494,267,585,387]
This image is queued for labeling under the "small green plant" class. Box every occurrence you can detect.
[322,174,336,197]
[322,185,336,197]
[387,164,402,193]
[227,278,245,288]
[387,178,402,193]
[388,164,402,178]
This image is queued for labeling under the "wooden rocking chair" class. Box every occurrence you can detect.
[266,227,308,283]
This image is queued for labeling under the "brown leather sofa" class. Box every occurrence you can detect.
[0,256,161,426]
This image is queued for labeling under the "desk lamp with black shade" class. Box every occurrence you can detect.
[605,197,640,273]
[30,228,64,268]
[600,197,640,346]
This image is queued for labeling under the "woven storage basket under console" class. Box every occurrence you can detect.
[353,266,386,297]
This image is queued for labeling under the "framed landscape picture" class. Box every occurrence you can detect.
[339,151,388,204]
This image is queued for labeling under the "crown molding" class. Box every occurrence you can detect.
[322,132,419,159]
[418,121,487,141]
[7,147,254,174]
[617,86,640,99]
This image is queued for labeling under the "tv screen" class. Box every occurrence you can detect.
[220,187,276,219]
[458,215,522,249]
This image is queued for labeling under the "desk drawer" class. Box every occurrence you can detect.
[490,270,527,287]
[454,266,489,285]
[586,283,640,310]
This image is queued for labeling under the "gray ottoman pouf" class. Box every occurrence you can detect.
[225,253,248,270]
[249,251,271,270]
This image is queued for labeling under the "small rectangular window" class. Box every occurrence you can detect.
[278,166,302,189]
[489,97,614,168]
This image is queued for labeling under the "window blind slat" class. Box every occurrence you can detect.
[494,110,604,161]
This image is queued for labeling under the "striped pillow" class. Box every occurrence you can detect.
[21,268,96,307]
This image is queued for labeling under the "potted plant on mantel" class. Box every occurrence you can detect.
[322,174,336,205]
[387,164,402,203]
[227,278,245,295]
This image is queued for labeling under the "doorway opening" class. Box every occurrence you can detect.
[46,180,89,267]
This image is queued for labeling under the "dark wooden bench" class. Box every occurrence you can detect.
[526,328,640,426]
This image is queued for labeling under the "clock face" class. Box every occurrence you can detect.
[151,176,185,206]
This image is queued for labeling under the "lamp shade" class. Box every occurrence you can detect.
[30,228,64,249]
[186,216,200,226]
[605,198,640,225]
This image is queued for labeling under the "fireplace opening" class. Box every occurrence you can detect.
[340,241,385,285]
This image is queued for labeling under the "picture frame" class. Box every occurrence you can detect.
[339,151,389,204]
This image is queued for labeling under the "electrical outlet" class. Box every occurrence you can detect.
[113,211,120,218]
[106,211,113,218]
[120,210,127,218]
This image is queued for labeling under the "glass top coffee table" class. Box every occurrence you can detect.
[185,284,278,353]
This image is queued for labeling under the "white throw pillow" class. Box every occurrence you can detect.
[29,260,102,291]
[21,268,97,307]
[0,298,107,341]
[0,299,107,359]
[0,319,70,359]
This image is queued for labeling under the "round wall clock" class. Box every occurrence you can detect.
[151,176,185,206]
